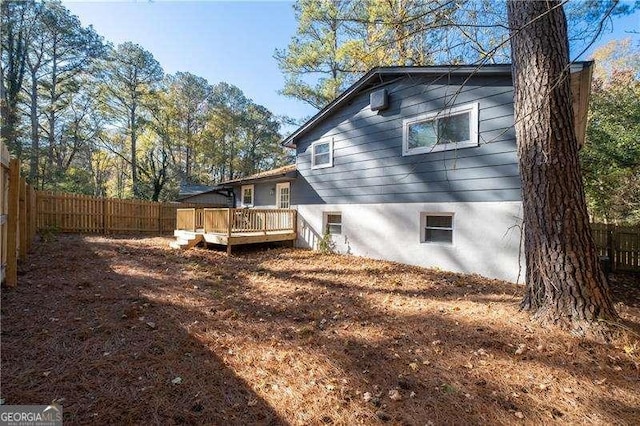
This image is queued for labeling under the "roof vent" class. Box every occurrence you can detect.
[370,89,388,111]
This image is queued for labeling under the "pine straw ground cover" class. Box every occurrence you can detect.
[1,235,639,425]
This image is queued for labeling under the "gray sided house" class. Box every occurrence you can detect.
[177,165,297,207]
[177,183,231,206]
[224,165,297,209]
[221,64,593,282]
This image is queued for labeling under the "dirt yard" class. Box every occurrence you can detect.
[1,235,639,425]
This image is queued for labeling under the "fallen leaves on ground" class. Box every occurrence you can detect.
[1,235,639,425]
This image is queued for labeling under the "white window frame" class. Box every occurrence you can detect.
[276,182,290,209]
[403,102,479,156]
[420,212,454,245]
[323,211,342,235]
[311,139,334,169]
[241,185,254,207]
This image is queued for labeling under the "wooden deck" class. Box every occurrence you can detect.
[172,208,296,253]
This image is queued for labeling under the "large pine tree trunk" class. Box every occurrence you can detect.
[507,1,617,335]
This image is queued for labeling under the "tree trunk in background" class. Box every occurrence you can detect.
[507,1,617,335]
[0,1,29,158]
[46,41,58,185]
[29,74,39,184]
[131,104,139,198]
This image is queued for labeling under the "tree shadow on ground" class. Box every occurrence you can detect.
[1,235,285,425]
[171,241,640,424]
[2,235,639,425]
[208,258,640,424]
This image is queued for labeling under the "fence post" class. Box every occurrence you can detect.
[606,224,616,272]
[102,198,107,235]
[6,159,20,287]
[29,187,37,244]
[26,185,35,251]
[25,185,32,253]
[19,178,27,259]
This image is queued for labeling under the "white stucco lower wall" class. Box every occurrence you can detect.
[295,201,524,283]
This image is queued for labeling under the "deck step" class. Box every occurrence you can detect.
[169,234,204,250]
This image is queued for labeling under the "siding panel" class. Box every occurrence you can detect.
[298,76,514,146]
[293,73,520,205]
[234,182,277,208]
[302,75,513,135]
[303,164,520,188]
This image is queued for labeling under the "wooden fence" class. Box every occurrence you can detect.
[36,192,209,235]
[592,223,640,272]
[0,143,37,287]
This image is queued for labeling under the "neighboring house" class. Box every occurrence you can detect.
[177,182,229,205]
[216,63,593,282]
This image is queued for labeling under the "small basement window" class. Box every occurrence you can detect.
[324,212,342,235]
[422,213,453,244]
[241,185,254,207]
[311,140,333,169]
[403,102,478,155]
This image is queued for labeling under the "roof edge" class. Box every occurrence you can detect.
[216,164,297,187]
[281,62,594,148]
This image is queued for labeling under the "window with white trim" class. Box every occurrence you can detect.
[403,102,479,155]
[324,212,342,235]
[311,139,333,169]
[421,213,454,244]
[241,185,254,207]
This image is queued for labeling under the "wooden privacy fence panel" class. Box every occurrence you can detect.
[0,142,37,287]
[105,197,160,233]
[160,203,188,233]
[0,146,10,284]
[591,223,640,272]
[36,191,206,235]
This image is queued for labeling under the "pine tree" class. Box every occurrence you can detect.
[507,0,617,336]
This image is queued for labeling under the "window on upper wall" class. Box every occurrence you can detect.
[311,139,333,169]
[241,185,254,207]
[421,213,454,244]
[324,212,342,235]
[403,102,479,156]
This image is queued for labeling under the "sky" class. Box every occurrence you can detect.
[63,0,640,126]
[63,0,317,121]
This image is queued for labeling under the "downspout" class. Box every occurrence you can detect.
[229,188,236,208]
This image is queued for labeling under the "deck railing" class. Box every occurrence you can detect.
[176,208,205,231]
[177,208,296,234]
[203,208,229,233]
